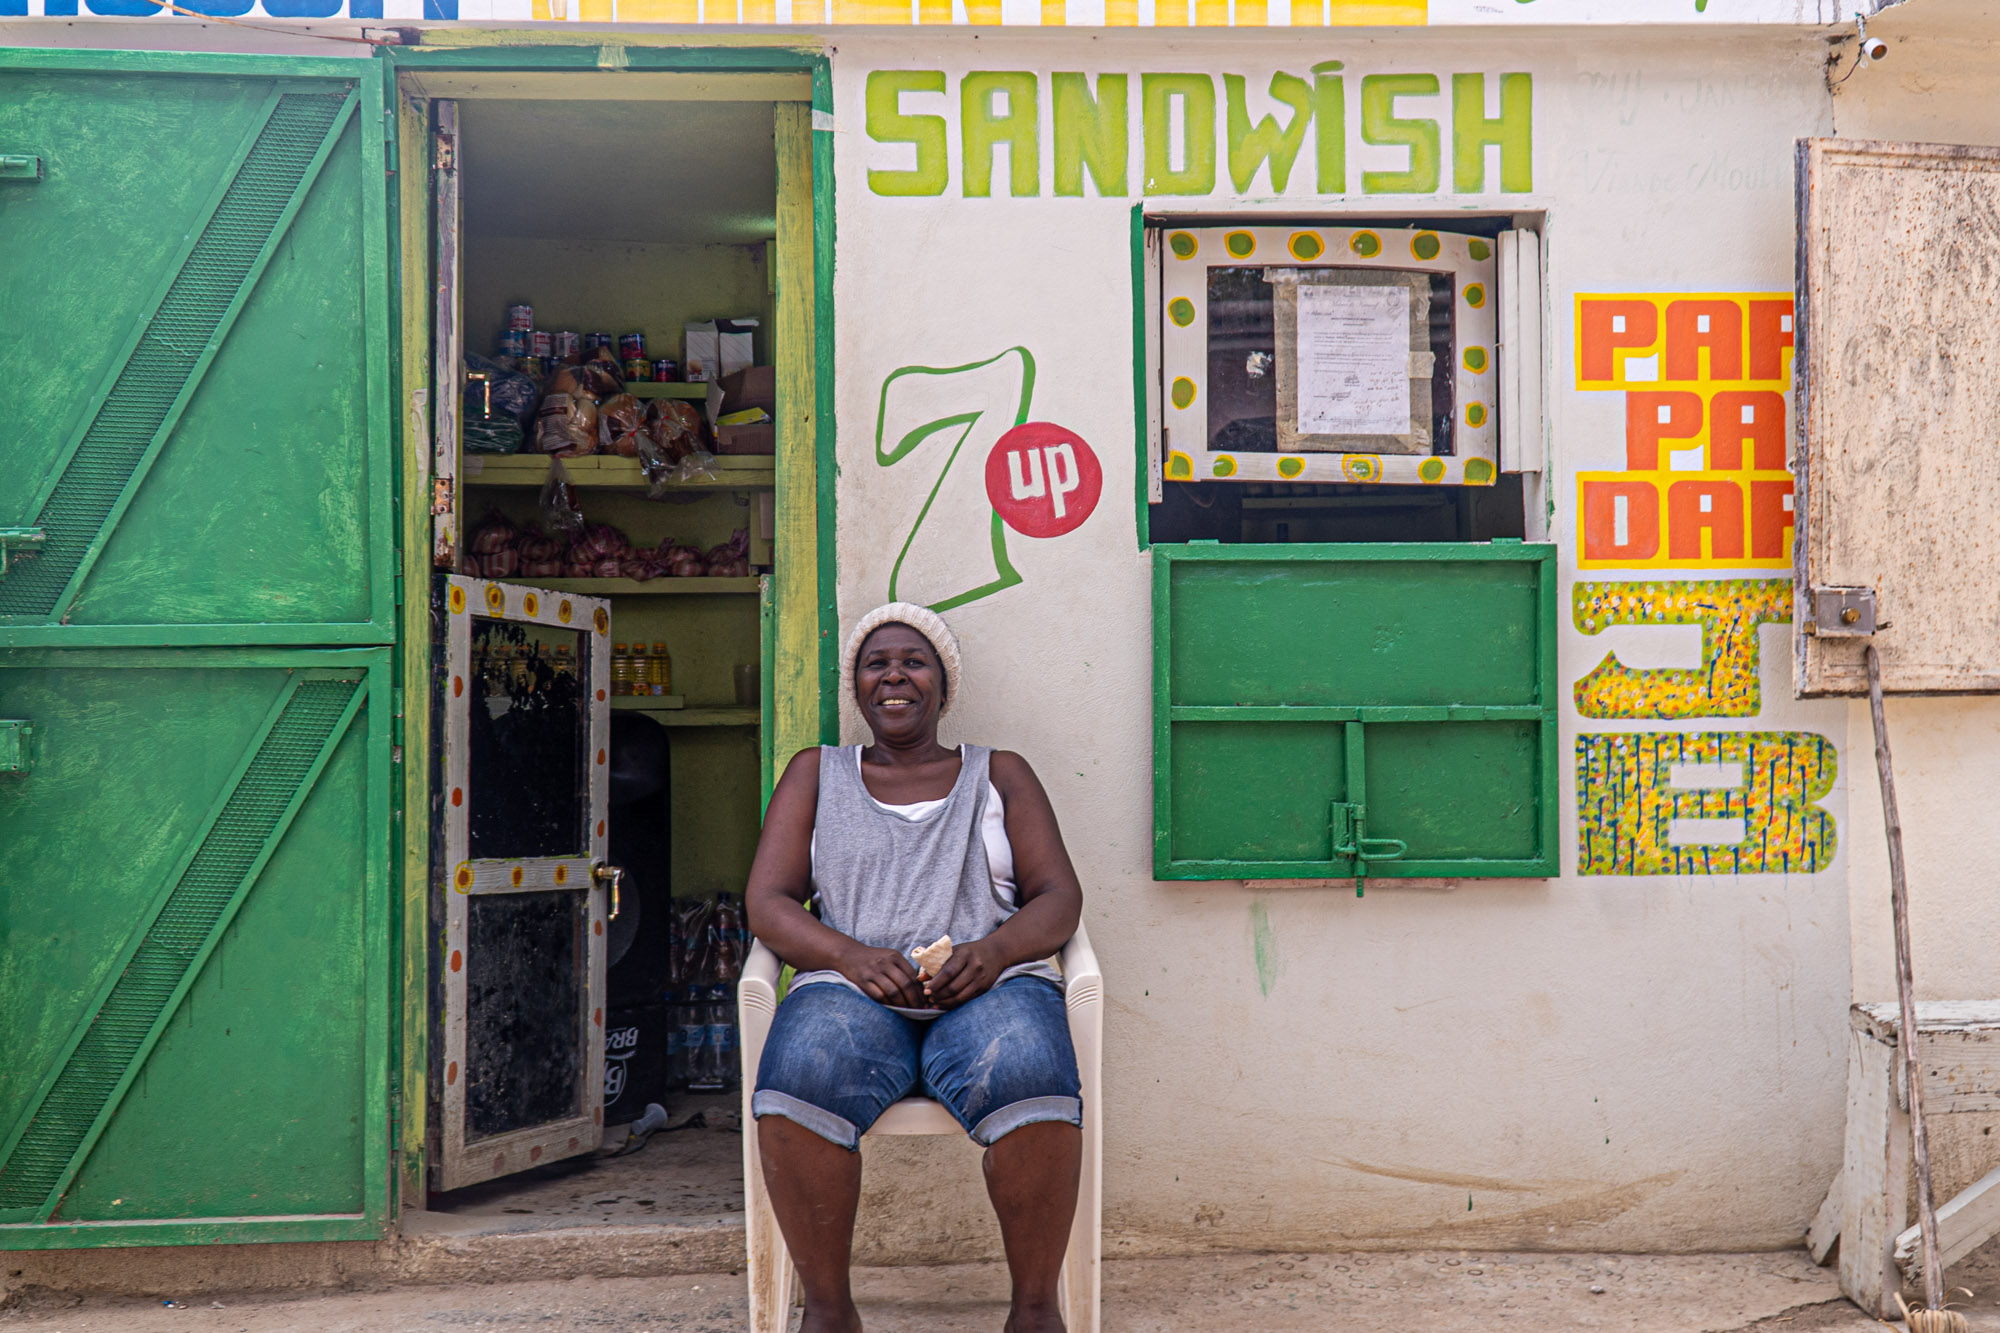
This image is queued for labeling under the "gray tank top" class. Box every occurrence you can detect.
[792,743,1062,1015]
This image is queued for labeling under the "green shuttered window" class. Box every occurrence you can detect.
[1153,542,1558,881]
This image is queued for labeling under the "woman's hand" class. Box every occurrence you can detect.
[923,936,1006,1009]
[838,943,931,1009]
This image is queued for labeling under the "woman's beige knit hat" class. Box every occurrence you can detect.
[841,602,963,716]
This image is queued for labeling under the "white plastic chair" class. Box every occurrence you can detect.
[739,924,1104,1333]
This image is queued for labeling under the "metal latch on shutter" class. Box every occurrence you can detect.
[1806,585,1887,636]
[0,155,42,181]
[1330,802,1408,896]
[0,527,45,578]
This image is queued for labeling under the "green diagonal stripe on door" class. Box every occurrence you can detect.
[0,87,355,620]
[0,675,364,1219]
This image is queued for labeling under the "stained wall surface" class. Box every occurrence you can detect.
[831,26,1857,1254]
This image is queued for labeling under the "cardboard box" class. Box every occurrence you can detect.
[714,422,775,455]
[718,365,775,415]
[682,318,757,383]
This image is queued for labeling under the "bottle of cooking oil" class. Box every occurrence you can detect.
[611,643,631,696]
[649,641,672,696]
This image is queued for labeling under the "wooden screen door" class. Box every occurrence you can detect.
[432,575,615,1191]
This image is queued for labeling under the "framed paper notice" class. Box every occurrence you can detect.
[1156,225,1499,487]
[1272,268,1433,454]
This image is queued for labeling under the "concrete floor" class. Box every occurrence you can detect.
[6,1244,2000,1331]
[408,1094,744,1238]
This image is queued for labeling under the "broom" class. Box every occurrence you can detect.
[1867,646,1968,1333]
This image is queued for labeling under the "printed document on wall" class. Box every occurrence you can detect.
[1296,286,1410,436]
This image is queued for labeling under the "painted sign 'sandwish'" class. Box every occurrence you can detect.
[864,66,1532,198]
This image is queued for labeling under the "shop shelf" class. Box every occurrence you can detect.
[655,707,759,728]
[611,695,686,711]
[460,453,773,490]
[522,577,761,596]
[624,382,709,400]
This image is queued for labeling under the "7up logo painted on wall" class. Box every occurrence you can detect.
[987,423,1101,539]
[875,348,1101,611]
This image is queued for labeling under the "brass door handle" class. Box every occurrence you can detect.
[592,862,625,921]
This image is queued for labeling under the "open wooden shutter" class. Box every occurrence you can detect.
[0,50,394,1249]
[1153,542,1558,882]
[1796,138,2000,695]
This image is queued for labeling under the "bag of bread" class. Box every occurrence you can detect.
[574,350,624,400]
[535,390,599,457]
[599,393,644,457]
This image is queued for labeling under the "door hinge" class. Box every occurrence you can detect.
[0,155,44,181]
[434,131,455,174]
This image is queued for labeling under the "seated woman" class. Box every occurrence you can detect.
[745,602,1085,1333]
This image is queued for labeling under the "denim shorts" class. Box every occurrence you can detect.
[752,975,1081,1151]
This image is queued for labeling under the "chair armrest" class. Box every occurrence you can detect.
[739,938,783,1079]
[743,937,783,996]
[1059,921,1102,1012]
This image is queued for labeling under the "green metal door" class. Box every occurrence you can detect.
[0,50,395,1248]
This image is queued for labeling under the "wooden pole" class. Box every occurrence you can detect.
[1868,643,1945,1312]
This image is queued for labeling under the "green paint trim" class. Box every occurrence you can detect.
[1169,704,1546,723]
[1248,902,1279,997]
[389,41,820,68]
[813,57,839,744]
[0,49,366,78]
[0,623,396,650]
[760,574,776,809]
[1131,203,1151,553]
[0,647,389,670]
[358,60,398,659]
[0,1215,379,1251]
[359,648,395,1231]
[390,83,434,1214]
[876,348,1032,613]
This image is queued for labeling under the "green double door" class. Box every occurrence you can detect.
[0,50,396,1246]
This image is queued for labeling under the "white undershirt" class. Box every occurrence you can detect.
[810,747,1017,905]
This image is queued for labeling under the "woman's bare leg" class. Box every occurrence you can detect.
[984,1121,1082,1333]
[759,1115,864,1333]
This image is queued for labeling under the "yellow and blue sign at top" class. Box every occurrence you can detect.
[0,0,1840,23]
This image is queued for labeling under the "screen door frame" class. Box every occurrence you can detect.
[432,574,611,1192]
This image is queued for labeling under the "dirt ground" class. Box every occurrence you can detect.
[8,1245,2000,1332]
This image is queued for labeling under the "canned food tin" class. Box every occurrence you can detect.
[618,333,647,360]
[530,331,554,357]
[652,358,679,382]
[553,331,582,359]
[585,332,614,351]
[498,328,529,357]
[505,304,534,331]
[623,358,651,383]
[519,355,546,377]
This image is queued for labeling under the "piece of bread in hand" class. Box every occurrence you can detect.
[911,935,954,978]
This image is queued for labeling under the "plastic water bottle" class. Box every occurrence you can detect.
[680,987,715,1091]
[663,988,687,1088]
[709,983,738,1090]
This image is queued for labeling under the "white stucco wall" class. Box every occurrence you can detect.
[832,25,1856,1255]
